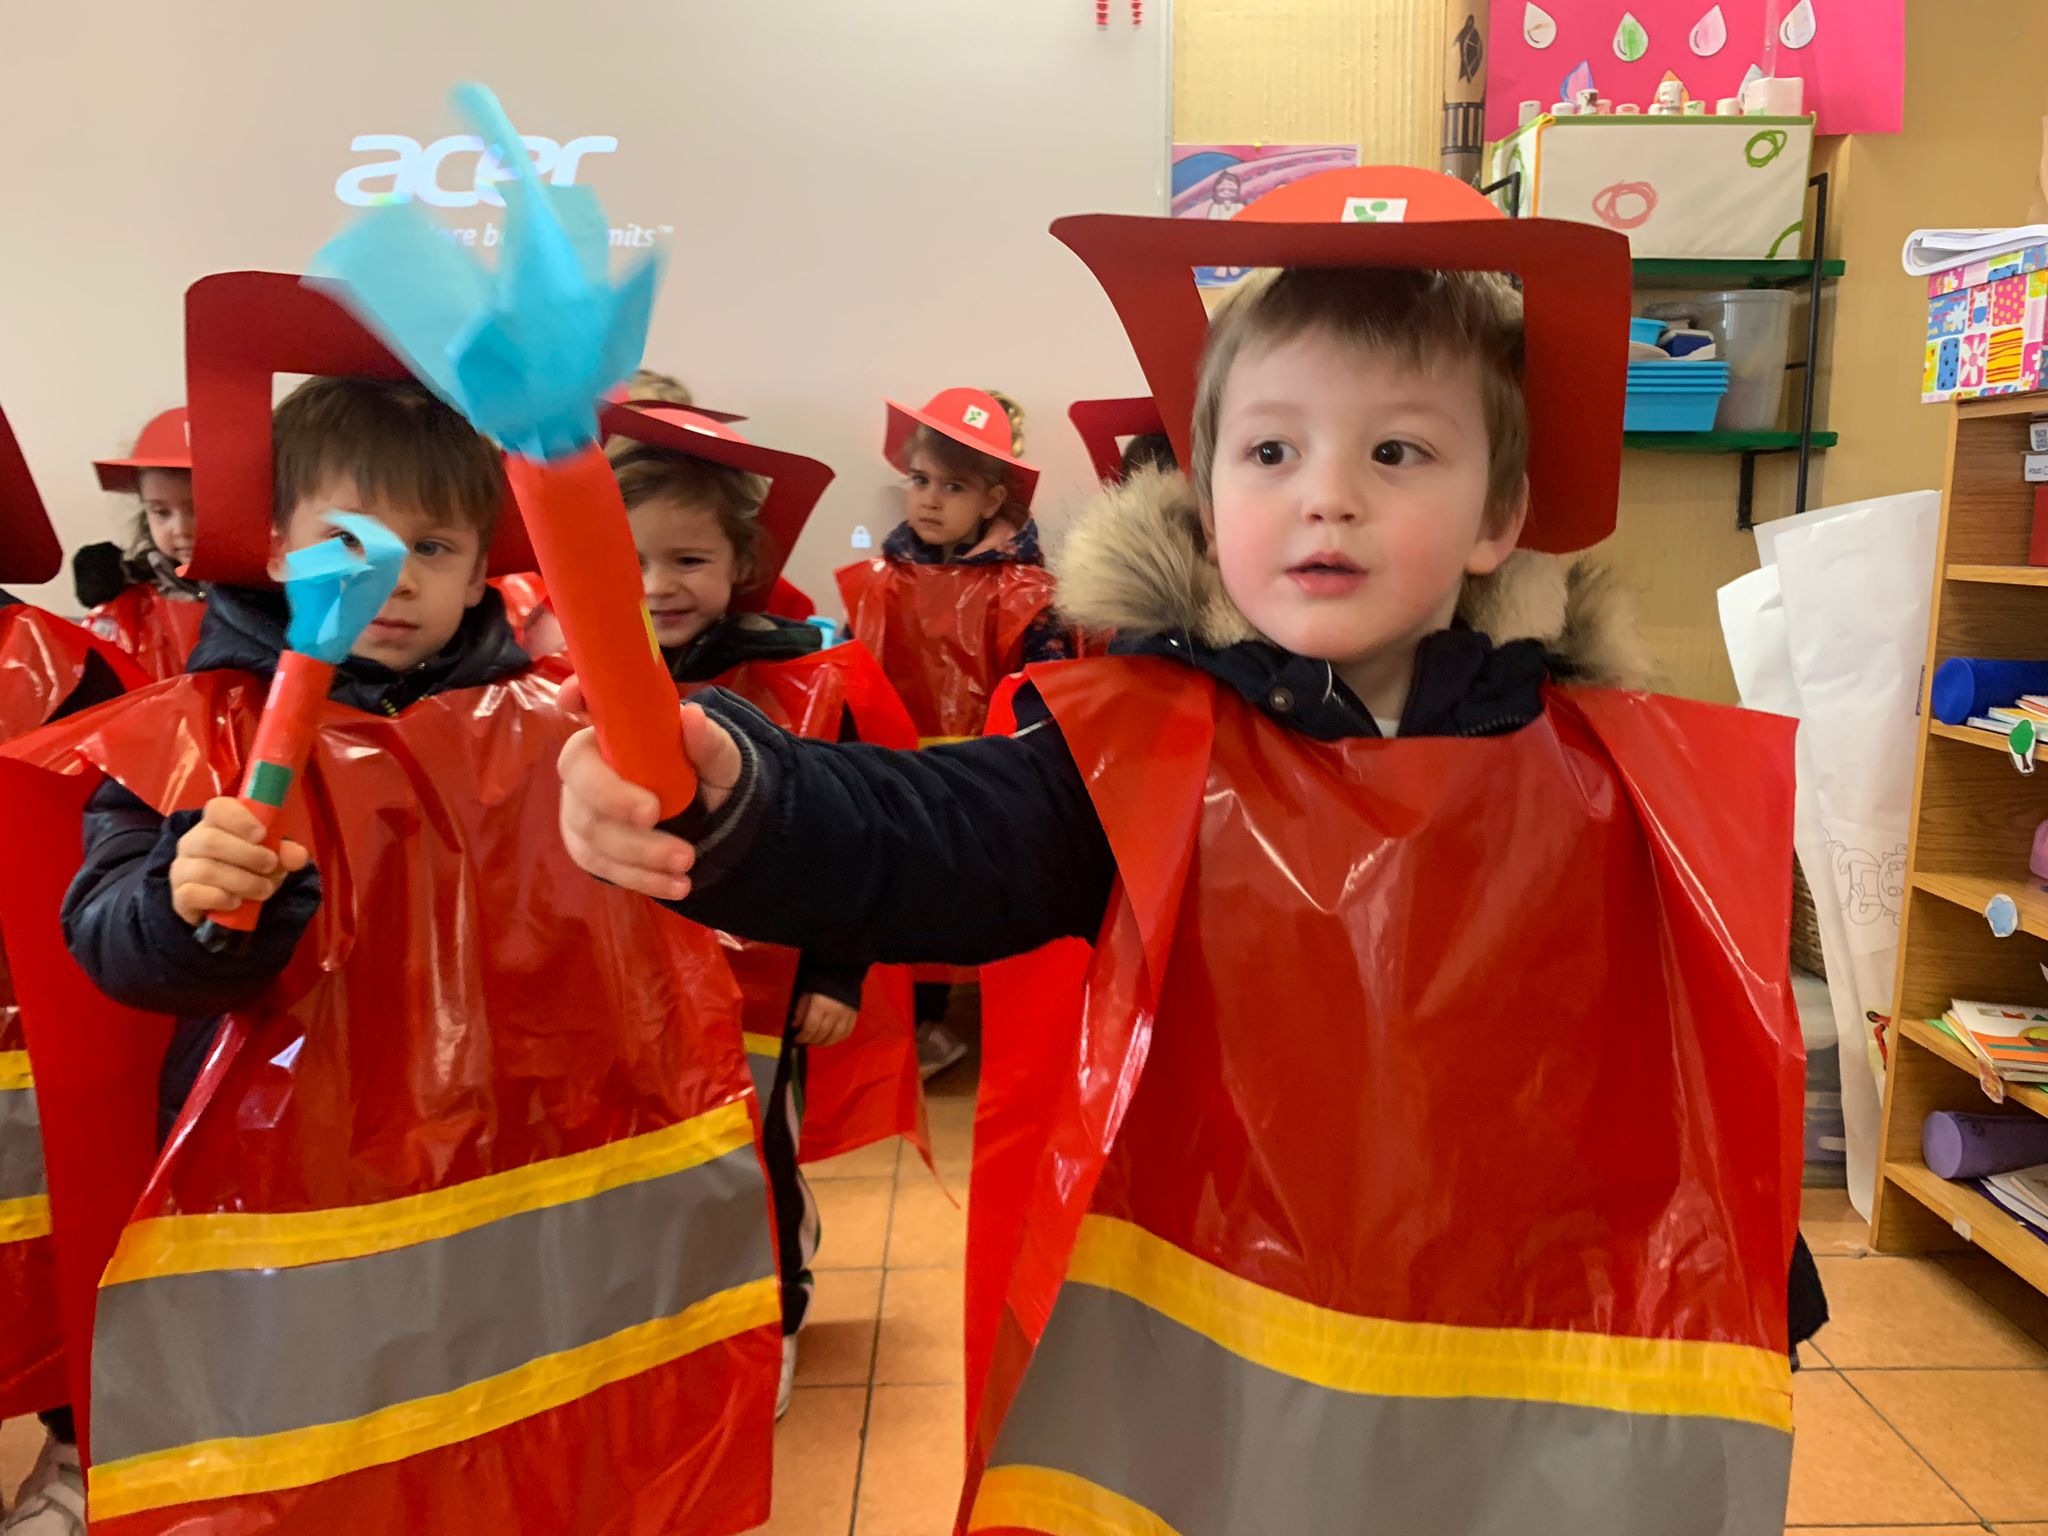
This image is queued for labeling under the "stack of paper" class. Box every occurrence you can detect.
[1903,226,2048,277]
[1942,1000,2048,1084]
[1982,1163,2048,1234]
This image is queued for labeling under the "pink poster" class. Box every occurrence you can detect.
[1484,0,1902,139]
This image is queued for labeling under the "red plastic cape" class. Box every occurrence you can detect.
[0,669,776,1536]
[82,584,206,683]
[685,643,931,1164]
[960,658,1802,1533]
[490,571,551,644]
[0,605,145,1419]
[835,558,1059,741]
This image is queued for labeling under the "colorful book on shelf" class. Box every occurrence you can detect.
[1986,705,2048,730]
[1944,1000,2048,1083]
[1989,1164,2048,1223]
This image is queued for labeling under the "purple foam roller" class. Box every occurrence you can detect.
[1923,1111,2048,1179]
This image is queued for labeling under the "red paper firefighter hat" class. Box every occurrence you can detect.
[182,271,534,585]
[92,407,193,494]
[597,401,834,611]
[1069,395,1169,484]
[883,388,1041,511]
[0,399,62,585]
[1051,165,1630,554]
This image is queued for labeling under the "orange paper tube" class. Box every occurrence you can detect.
[506,445,698,817]
[195,650,335,941]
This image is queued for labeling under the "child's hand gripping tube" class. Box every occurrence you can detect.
[193,512,405,953]
[505,448,698,816]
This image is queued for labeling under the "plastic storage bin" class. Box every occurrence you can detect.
[1624,361,1729,432]
[1693,289,1794,431]
[1629,316,1668,346]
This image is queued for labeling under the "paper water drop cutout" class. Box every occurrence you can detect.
[1988,891,2021,939]
[1523,1,1556,48]
[1779,0,1817,49]
[851,525,873,550]
[1613,11,1649,62]
[1740,61,1764,95]
[1689,4,1727,56]
[1561,58,1594,103]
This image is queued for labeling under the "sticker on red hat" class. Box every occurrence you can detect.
[1343,196,1409,223]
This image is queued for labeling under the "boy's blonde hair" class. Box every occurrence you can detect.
[1189,268,1529,535]
[607,439,772,590]
[900,390,1028,494]
[272,376,504,541]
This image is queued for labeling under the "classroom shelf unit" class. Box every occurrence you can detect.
[1872,391,2048,1297]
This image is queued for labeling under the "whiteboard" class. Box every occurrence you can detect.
[0,1,1170,612]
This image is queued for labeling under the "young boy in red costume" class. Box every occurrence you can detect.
[0,400,147,1536]
[601,397,926,1418]
[73,410,208,683]
[560,169,1815,1534]
[0,274,778,1536]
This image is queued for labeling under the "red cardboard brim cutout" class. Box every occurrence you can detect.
[183,272,534,586]
[597,403,836,610]
[0,401,62,585]
[1049,214,1630,555]
[1068,396,1168,485]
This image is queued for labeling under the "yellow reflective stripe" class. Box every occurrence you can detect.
[972,1465,1184,1536]
[0,1193,51,1243]
[918,734,975,747]
[1067,1216,1793,1433]
[742,1032,783,1060]
[89,1271,778,1522]
[0,1050,32,1092]
[104,1099,755,1284]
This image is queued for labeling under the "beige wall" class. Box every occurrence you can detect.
[1174,0,2048,701]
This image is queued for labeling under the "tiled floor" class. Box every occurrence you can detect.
[11,1098,2048,1532]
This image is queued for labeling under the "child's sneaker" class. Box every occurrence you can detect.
[777,1334,799,1421]
[917,1020,969,1081]
[3,1437,84,1536]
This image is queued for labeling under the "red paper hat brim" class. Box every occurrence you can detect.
[882,399,1041,512]
[94,454,193,496]
[598,402,835,611]
[1049,213,1630,554]
[183,272,534,586]
[0,401,61,585]
[1069,396,1168,484]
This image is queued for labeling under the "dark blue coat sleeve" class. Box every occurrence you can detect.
[60,777,322,1017]
[665,685,1113,966]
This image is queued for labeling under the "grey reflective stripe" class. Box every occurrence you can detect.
[991,1284,1792,1536]
[747,1050,777,1104]
[0,1085,46,1203]
[92,1143,773,1465]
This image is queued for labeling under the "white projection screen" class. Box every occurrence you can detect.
[0,2,1170,612]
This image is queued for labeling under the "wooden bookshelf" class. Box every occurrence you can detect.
[1874,392,2048,1292]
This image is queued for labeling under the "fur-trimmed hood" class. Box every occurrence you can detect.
[1051,468,1657,692]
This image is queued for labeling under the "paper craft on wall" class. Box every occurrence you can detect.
[1171,144,1362,287]
[1484,0,1901,137]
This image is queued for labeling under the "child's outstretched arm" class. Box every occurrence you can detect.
[61,779,322,1017]
[559,687,1115,965]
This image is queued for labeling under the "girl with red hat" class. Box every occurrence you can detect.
[74,409,207,683]
[598,398,928,1420]
[838,387,1077,1077]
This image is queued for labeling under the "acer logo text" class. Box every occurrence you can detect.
[334,133,618,208]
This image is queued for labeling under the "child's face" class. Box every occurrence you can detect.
[630,495,739,649]
[903,447,1005,549]
[1206,327,1523,707]
[270,479,488,672]
[136,468,196,568]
